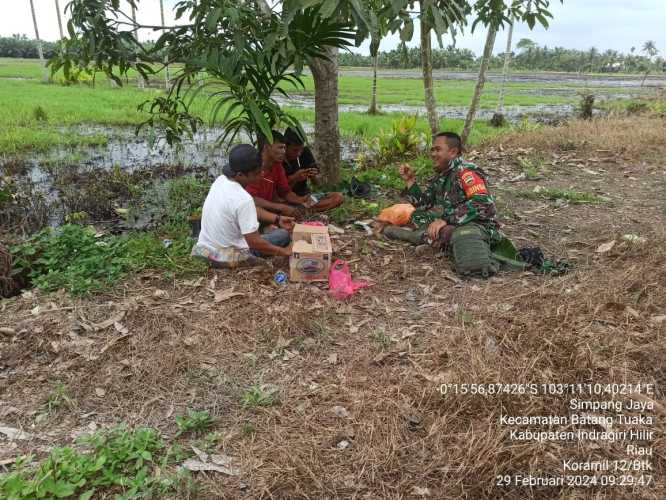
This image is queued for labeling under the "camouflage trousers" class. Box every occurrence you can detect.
[383,222,484,251]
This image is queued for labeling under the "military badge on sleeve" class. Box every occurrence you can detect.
[459,169,488,197]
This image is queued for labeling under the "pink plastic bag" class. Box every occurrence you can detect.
[328,259,370,300]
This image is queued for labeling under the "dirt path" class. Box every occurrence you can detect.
[1,117,665,499]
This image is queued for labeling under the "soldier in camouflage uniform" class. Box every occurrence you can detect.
[385,131,500,249]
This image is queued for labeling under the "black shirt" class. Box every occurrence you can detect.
[283,147,316,196]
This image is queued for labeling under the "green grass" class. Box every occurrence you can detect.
[0,78,157,126]
[286,107,509,144]
[5,56,643,156]
[516,187,610,204]
[517,156,547,180]
[175,409,214,437]
[288,74,576,108]
[11,224,205,296]
[0,58,601,109]
[0,57,49,79]
[44,382,74,414]
[0,78,158,153]
[0,74,509,154]
[241,384,279,408]
[0,426,193,499]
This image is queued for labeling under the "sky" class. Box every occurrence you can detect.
[3,0,665,57]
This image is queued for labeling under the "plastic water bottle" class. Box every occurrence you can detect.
[274,270,288,285]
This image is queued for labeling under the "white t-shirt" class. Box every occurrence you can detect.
[197,175,259,251]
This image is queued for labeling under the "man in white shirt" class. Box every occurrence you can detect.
[191,144,293,268]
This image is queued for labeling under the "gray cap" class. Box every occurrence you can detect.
[222,144,261,176]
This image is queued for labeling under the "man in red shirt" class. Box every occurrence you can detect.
[245,130,308,218]
[246,130,343,217]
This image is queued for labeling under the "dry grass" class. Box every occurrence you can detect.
[1,235,664,499]
[482,116,666,160]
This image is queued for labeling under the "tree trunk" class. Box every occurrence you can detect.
[159,0,169,90]
[462,26,497,144]
[368,51,379,114]
[420,18,438,135]
[29,0,48,81]
[495,19,514,116]
[131,5,146,89]
[55,0,64,39]
[309,47,340,186]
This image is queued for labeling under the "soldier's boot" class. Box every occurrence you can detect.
[383,225,426,245]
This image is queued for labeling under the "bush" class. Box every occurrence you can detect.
[10,224,201,295]
[32,106,48,122]
[0,426,191,499]
[358,115,426,169]
[128,176,210,230]
[577,92,595,120]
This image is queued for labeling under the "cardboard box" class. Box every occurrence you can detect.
[289,224,332,282]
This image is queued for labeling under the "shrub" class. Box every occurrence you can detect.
[128,176,210,230]
[175,409,214,436]
[577,92,595,120]
[32,106,48,122]
[10,224,201,295]
[358,115,426,169]
[0,426,191,499]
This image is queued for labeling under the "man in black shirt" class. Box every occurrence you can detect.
[283,128,344,212]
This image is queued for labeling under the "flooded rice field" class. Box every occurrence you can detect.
[1,124,363,232]
[339,67,666,88]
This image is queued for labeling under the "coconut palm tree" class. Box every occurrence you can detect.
[420,10,438,134]
[516,37,536,67]
[29,0,48,81]
[462,25,497,143]
[641,40,658,87]
[131,3,146,88]
[55,0,64,39]
[366,0,388,115]
[159,0,169,90]
[492,16,514,125]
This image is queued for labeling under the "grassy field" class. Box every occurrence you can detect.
[0,58,638,108]
[0,59,512,154]
[0,57,576,107]
[291,74,575,107]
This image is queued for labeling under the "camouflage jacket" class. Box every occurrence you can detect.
[406,157,500,240]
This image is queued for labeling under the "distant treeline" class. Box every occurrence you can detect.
[342,46,478,70]
[341,41,665,74]
[0,34,153,60]
[3,34,663,75]
[0,35,61,59]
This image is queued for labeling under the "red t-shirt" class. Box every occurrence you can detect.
[245,162,291,201]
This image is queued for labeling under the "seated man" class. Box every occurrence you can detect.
[245,130,342,217]
[385,132,505,274]
[191,144,293,268]
[282,127,344,212]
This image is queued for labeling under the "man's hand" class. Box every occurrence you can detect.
[305,168,319,178]
[399,163,416,186]
[279,205,301,218]
[292,170,310,182]
[427,219,447,241]
[278,215,295,231]
[279,244,293,257]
